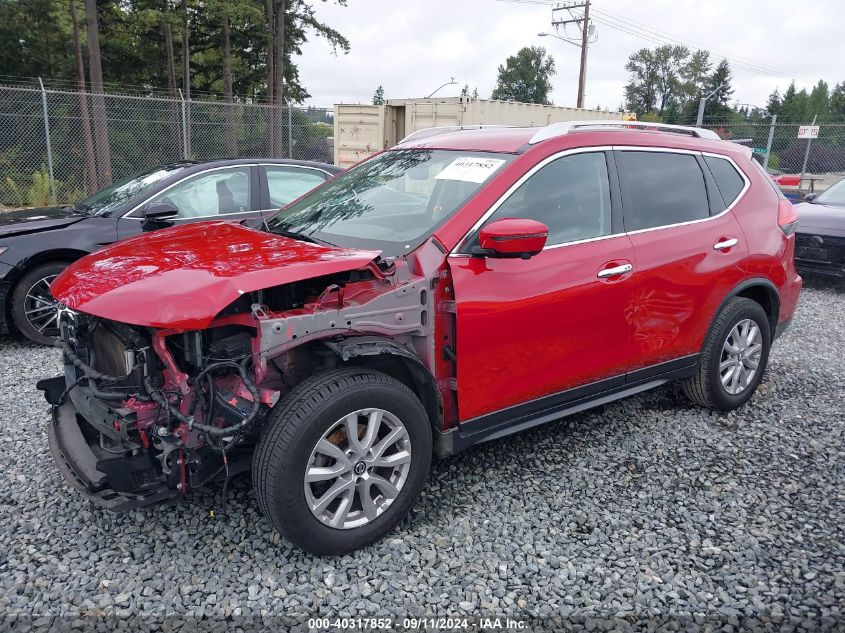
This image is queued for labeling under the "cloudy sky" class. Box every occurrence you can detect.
[296,0,840,112]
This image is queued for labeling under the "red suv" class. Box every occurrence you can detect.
[39,121,802,554]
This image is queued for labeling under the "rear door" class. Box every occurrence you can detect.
[259,165,331,212]
[615,148,749,373]
[448,149,637,422]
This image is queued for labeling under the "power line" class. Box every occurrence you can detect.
[590,7,811,80]
[491,0,812,81]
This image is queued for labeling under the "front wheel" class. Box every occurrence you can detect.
[10,262,68,345]
[252,368,432,555]
[682,297,771,411]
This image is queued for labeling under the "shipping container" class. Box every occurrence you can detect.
[333,96,624,167]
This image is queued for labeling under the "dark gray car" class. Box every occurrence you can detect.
[0,158,341,344]
[794,178,845,278]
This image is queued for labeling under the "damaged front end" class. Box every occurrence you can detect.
[40,308,267,510]
[39,246,450,511]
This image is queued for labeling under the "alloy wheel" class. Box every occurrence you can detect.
[719,318,763,395]
[23,274,60,338]
[304,408,412,530]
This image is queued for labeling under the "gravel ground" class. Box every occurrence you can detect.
[1,279,843,632]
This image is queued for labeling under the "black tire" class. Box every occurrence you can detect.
[682,297,771,411]
[10,261,68,345]
[252,367,432,555]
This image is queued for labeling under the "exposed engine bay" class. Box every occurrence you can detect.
[39,251,455,511]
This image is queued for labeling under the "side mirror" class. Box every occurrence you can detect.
[803,192,818,202]
[473,218,548,259]
[141,201,179,231]
[144,201,179,220]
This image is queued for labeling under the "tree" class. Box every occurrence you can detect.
[766,89,782,117]
[491,46,555,105]
[780,81,812,122]
[85,0,112,186]
[703,59,734,120]
[624,48,659,116]
[831,82,845,122]
[809,80,830,120]
[460,84,479,99]
[372,85,385,105]
[69,0,98,194]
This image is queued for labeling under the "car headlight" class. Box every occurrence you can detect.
[0,246,7,256]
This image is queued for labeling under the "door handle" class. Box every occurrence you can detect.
[713,238,738,250]
[597,263,633,278]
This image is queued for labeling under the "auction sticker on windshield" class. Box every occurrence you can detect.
[435,157,506,183]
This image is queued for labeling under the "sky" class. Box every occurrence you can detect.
[295,0,842,112]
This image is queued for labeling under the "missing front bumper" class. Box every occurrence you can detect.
[45,395,177,512]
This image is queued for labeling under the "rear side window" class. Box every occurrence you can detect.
[617,151,710,231]
[704,155,745,208]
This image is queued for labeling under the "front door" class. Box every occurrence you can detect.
[116,165,259,240]
[448,150,637,422]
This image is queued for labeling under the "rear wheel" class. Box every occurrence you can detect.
[682,297,771,411]
[10,262,67,345]
[252,368,432,555]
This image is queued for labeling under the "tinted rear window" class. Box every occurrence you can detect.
[705,155,745,208]
[617,151,710,231]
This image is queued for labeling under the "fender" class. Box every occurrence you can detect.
[324,336,443,435]
[708,277,780,338]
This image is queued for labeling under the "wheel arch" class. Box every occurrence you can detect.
[322,337,443,437]
[712,278,780,337]
[5,251,85,322]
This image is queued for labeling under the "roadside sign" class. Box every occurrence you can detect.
[752,147,767,154]
[798,125,819,139]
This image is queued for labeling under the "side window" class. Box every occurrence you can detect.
[146,167,251,218]
[479,152,612,246]
[704,155,746,209]
[266,167,327,207]
[617,151,709,231]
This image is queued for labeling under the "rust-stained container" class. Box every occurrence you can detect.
[333,96,624,167]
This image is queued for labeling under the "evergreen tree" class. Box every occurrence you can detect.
[809,80,830,120]
[703,59,734,120]
[372,85,385,105]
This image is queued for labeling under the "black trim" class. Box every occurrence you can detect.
[696,153,727,215]
[436,355,699,457]
[713,277,781,335]
[605,150,625,235]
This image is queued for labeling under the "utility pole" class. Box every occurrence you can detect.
[550,0,593,109]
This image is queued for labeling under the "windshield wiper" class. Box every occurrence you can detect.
[272,228,337,247]
[72,202,94,215]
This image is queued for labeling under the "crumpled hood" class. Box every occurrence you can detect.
[51,221,381,330]
[0,205,85,237]
[795,202,845,237]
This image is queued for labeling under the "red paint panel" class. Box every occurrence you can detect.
[51,221,380,330]
[448,235,637,421]
[626,212,748,368]
[731,165,803,324]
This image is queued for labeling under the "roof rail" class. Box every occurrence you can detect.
[399,125,514,144]
[528,120,721,144]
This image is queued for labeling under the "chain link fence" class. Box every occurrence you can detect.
[699,121,845,190]
[0,81,334,208]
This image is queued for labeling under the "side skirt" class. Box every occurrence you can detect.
[434,355,699,457]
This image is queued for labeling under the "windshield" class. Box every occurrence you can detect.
[816,178,845,205]
[75,164,192,216]
[266,149,514,256]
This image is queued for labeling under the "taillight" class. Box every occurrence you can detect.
[778,199,799,236]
